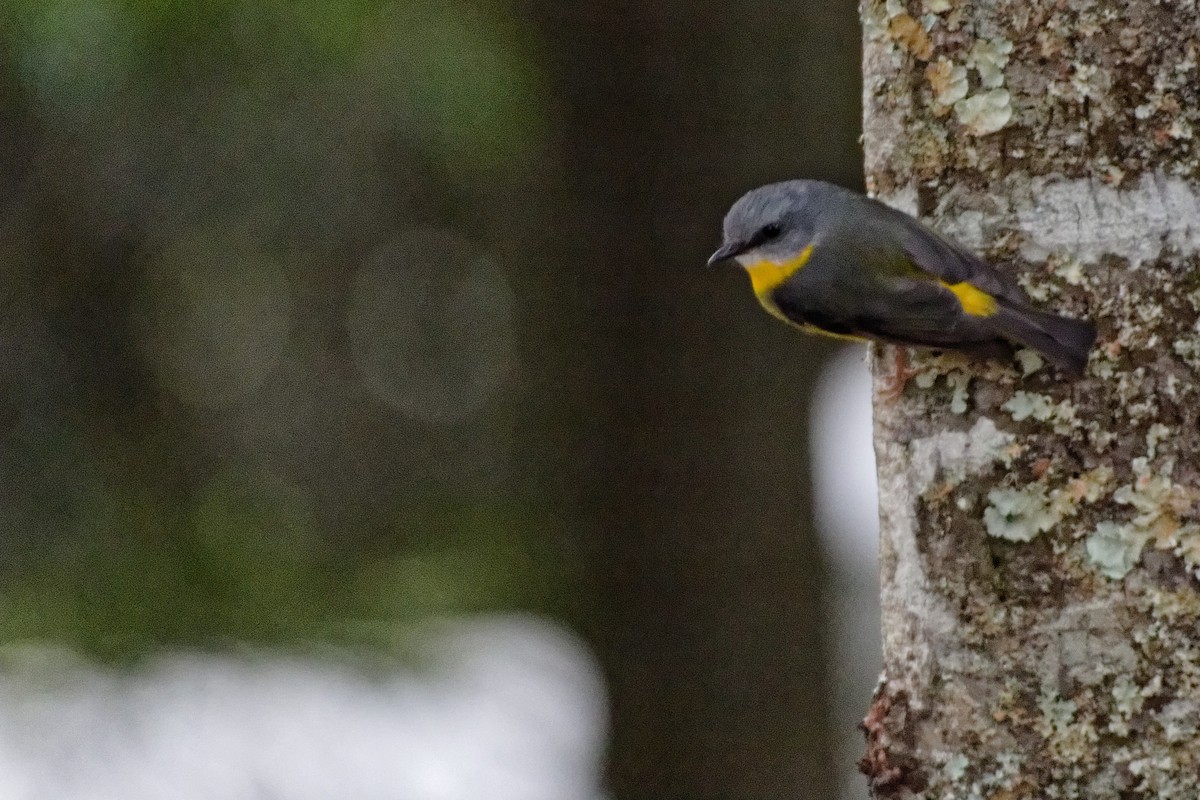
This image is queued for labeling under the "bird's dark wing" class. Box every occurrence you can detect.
[848,279,1005,347]
[772,249,1003,348]
[854,195,1029,307]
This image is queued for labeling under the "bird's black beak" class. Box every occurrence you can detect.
[707,241,744,268]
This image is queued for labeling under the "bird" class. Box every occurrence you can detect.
[708,180,1096,376]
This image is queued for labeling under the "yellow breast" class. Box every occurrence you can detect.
[743,244,815,297]
[744,244,864,341]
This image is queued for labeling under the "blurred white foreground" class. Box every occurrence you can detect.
[811,346,882,800]
[0,615,607,800]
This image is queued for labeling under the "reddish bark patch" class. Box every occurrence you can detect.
[859,682,929,798]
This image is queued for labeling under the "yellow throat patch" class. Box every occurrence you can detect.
[744,244,815,296]
[942,281,998,317]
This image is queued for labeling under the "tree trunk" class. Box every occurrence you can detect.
[525,4,864,797]
[860,1,1200,797]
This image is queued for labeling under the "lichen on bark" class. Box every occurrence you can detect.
[860,0,1200,797]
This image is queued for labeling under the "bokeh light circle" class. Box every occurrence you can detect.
[138,227,292,408]
[347,229,515,424]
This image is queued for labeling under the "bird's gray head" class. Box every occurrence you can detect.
[707,180,819,268]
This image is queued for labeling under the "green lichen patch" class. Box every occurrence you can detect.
[984,486,1059,542]
[1087,521,1151,579]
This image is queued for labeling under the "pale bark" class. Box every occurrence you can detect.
[860,1,1200,797]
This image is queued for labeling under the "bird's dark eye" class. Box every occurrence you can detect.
[761,223,782,240]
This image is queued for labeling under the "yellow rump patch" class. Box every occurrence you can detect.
[942,281,998,317]
[744,244,815,296]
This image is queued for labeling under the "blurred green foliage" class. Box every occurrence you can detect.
[0,0,557,664]
[7,0,544,166]
[0,461,559,664]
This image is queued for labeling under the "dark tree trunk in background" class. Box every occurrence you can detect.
[861,0,1200,796]
[518,2,862,798]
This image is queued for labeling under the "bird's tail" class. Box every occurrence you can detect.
[990,303,1097,375]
